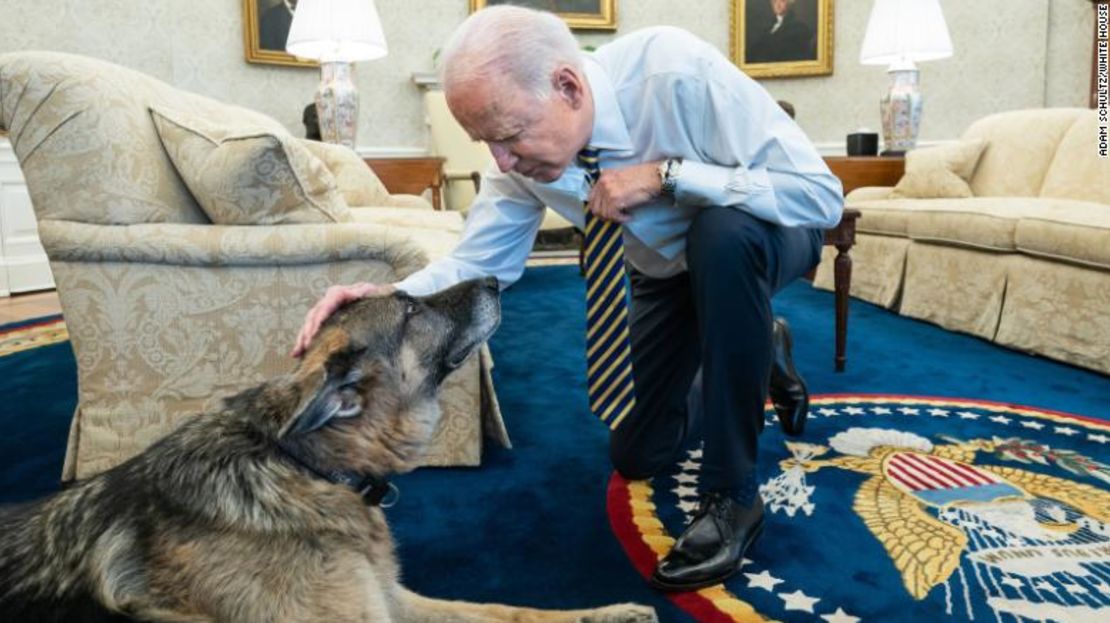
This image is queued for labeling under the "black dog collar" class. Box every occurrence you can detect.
[276,440,399,507]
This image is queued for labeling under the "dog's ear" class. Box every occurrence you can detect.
[281,332,366,437]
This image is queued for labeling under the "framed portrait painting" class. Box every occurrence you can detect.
[470,0,617,31]
[731,0,833,79]
[243,0,316,68]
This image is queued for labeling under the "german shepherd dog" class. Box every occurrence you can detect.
[0,278,657,623]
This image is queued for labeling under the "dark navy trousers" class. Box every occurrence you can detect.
[609,206,824,493]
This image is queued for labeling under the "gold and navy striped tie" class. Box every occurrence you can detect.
[579,147,636,430]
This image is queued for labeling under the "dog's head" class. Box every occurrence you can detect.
[277,277,500,475]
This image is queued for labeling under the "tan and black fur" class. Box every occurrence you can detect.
[0,278,657,623]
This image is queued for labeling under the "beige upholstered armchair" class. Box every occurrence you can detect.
[0,51,508,482]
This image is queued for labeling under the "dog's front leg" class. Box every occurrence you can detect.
[390,587,657,623]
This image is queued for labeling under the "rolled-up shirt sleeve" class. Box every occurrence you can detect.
[394,168,544,296]
[671,56,843,230]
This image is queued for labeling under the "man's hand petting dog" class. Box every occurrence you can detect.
[292,282,396,358]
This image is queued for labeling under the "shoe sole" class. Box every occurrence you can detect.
[648,520,765,592]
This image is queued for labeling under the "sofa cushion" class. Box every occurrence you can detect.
[1013,201,1110,269]
[349,206,463,234]
[848,197,1102,253]
[891,140,986,199]
[151,107,352,225]
[301,139,394,207]
[350,208,463,264]
[1039,112,1110,206]
[961,109,1085,198]
[844,198,917,237]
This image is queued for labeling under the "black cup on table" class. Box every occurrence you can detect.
[846,132,879,157]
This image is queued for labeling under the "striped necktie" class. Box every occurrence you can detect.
[578,147,636,430]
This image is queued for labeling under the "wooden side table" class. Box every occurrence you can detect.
[820,156,904,371]
[364,157,446,210]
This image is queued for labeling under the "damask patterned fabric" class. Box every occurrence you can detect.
[1014,202,1110,270]
[0,51,507,479]
[811,109,1107,374]
[1039,113,1110,206]
[891,140,986,199]
[813,235,910,309]
[301,139,393,208]
[899,244,1009,341]
[996,256,1110,374]
[962,109,1085,198]
[151,107,352,225]
[902,197,1104,252]
[0,51,284,225]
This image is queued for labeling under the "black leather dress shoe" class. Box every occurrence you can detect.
[769,317,808,437]
[650,493,764,592]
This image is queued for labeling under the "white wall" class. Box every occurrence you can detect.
[0,0,1095,154]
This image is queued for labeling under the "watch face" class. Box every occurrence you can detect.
[659,159,679,194]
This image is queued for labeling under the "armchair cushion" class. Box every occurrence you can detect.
[891,139,986,199]
[151,107,351,225]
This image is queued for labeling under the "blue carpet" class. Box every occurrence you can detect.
[1,268,1107,623]
[0,316,76,503]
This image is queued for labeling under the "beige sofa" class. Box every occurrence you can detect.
[815,108,1109,375]
[0,51,509,481]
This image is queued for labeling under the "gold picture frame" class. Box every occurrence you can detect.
[469,1,617,31]
[243,0,317,68]
[731,0,833,79]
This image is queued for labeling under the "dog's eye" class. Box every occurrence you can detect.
[404,300,421,317]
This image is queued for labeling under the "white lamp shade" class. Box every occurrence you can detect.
[286,0,388,63]
[860,0,953,66]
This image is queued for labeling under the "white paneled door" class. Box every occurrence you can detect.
[0,138,54,297]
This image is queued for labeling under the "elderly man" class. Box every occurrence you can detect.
[293,6,842,591]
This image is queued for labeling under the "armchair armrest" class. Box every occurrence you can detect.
[37,219,427,275]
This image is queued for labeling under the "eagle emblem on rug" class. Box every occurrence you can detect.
[608,396,1110,623]
[761,425,1110,622]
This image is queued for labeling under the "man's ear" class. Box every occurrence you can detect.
[552,66,585,109]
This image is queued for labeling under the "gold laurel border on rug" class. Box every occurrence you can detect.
[0,318,68,358]
[615,394,1110,623]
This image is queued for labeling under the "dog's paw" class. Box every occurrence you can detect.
[577,603,658,623]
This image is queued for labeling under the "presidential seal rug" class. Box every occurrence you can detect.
[4,269,1108,623]
[609,395,1110,623]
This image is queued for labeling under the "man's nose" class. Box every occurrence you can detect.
[489,143,518,173]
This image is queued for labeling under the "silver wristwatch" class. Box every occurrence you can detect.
[657,158,682,195]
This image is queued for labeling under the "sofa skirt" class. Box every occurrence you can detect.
[900,243,1010,341]
[996,255,1110,375]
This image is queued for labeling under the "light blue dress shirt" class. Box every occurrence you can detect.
[396,26,843,296]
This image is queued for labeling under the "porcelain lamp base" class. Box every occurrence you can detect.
[315,62,359,149]
[879,65,923,155]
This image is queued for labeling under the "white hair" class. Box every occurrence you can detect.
[440,5,582,101]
